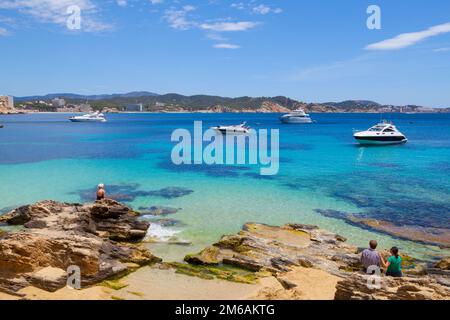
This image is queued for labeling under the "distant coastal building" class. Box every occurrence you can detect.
[56,103,93,113]
[52,98,66,108]
[123,103,144,112]
[79,103,93,113]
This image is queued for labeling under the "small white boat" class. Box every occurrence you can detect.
[69,111,107,123]
[280,109,313,124]
[211,122,251,134]
[354,121,407,145]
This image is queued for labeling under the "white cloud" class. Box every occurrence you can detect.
[200,21,259,32]
[231,3,282,15]
[0,0,112,32]
[149,0,163,4]
[164,6,196,30]
[0,27,9,36]
[213,43,240,49]
[206,32,227,41]
[253,4,282,15]
[182,5,195,12]
[273,8,282,14]
[366,22,450,50]
[231,2,245,10]
[117,0,127,7]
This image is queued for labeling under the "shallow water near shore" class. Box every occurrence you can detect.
[1,113,449,262]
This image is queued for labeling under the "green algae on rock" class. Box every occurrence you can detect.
[182,222,361,277]
[169,262,260,284]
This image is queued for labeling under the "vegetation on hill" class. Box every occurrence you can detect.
[13,92,449,113]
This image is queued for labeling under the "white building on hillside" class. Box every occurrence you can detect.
[52,98,66,108]
[123,103,144,112]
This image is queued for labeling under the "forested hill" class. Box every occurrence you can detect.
[14,93,449,113]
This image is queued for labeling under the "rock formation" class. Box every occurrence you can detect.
[434,257,450,270]
[256,101,290,113]
[184,223,361,277]
[335,273,449,300]
[0,199,159,295]
[183,223,450,300]
[1,203,448,300]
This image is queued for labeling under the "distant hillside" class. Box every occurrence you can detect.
[14,91,159,102]
[13,92,449,113]
[322,100,381,110]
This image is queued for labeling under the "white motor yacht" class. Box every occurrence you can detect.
[353,121,407,145]
[211,122,251,134]
[280,109,313,124]
[69,111,107,123]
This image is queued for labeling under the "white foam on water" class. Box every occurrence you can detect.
[145,223,181,242]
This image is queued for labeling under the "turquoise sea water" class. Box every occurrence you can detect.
[1,113,449,261]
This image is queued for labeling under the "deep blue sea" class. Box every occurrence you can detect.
[1,113,449,261]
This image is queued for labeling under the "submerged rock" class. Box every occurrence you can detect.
[74,183,146,203]
[149,218,185,227]
[315,209,450,248]
[74,184,194,203]
[139,206,181,216]
[0,199,160,295]
[147,187,194,199]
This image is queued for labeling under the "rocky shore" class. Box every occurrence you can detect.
[180,222,449,300]
[0,200,448,300]
[0,200,160,296]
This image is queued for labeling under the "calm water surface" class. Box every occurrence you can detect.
[1,113,449,261]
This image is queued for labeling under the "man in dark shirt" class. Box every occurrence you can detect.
[361,240,384,272]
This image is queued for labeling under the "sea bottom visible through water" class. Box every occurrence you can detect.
[0,113,449,262]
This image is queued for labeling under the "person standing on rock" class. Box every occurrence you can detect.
[360,240,385,273]
[96,184,106,201]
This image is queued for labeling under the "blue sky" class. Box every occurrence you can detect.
[0,0,449,107]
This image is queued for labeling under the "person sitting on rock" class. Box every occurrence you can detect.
[96,184,106,201]
[361,240,385,273]
[384,246,403,277]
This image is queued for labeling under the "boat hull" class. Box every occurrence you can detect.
[214,128,249,135]
[354,136,407,145]
[280,116,313,124]
[69,118,106,123]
